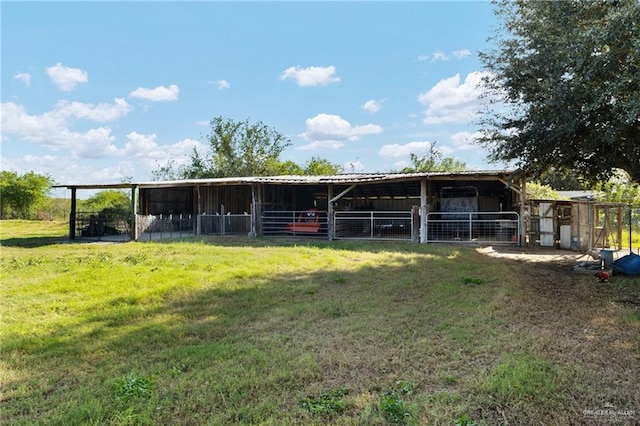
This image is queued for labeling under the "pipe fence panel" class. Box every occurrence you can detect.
[199,214,251,236]
[75,211,130,241]
[136,214,194,240]
[262,210,328,237]
[334,211,413,241]
[427,211,519,244]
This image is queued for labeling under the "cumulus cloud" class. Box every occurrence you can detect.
[450,131,482,151]
[46,63,88,91]
[14,72,31,87]
[128,84,179,101]
[361,99,386,114]
[0,99,130,157]
[300,113,382,145]
[418,71,488,124]
[378,141,434,159]
[70,127,119,159]
[280,65,340,87]
[123,132,207,170]
[55,98,131,122]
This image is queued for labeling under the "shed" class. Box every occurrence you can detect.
[55,171,527,245]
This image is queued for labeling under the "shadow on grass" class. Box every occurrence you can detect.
[0,236,70,248]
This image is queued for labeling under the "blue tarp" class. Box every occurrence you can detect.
[612,252,640,275]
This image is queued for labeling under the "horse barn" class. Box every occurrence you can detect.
[57,171,523,244]
[55,171,626,249]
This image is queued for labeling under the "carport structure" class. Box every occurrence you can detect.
[57,170,525,244]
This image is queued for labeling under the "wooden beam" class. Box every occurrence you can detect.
[330,184,358,204]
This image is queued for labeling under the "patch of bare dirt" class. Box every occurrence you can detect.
[479,245,640,422]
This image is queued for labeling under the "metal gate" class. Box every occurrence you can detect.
[334,211,413,241]
[426,211,519,244]
[262,210,328,238]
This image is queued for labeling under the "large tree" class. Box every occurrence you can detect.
[184,116,291,178]
[479,0,640,185]
[0,171,54,219]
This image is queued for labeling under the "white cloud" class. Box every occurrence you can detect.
[450,131,482,151]
[122,132,207,171]
[279,65,340,87]
[431,51,449,62]
[14,72,31,87]
[70,127,119,159]
[361,99,386,114]
[128,84,179,101]
[300,113,382,143]
[418,71,488,124]
[46,63,88,91]
[55,98,131,122]
[297,140,345,151]
[453,49,472,59]
[211,79,230,90]
[417,54,429,62]
[378,141,434,159]
[0,100,129,157]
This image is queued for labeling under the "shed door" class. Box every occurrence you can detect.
[539,202,554,247]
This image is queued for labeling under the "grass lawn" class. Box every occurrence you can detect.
[1,220,639,425]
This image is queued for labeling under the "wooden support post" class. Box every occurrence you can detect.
[327,184,334,241]
[130,185,138,241]
[69,188,77,240]
[420,178,427,243]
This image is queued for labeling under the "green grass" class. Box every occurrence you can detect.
[1,220,639,425]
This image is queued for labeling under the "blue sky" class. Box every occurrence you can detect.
[1,1,503,191]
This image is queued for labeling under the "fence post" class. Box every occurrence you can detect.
[221,204,226,236]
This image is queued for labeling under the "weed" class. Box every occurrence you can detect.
[455,413,477,426]
[380,391,409,425]
[441,373,458,386]
[123,253,148,265]
[379,381,418,425]
[113,373,153,403]
[461,277,484,285]
[299,388,348,416]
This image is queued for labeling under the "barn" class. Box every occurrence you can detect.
[57,171,527,245]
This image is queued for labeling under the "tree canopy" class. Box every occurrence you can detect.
[479,0,640,185]
[400,144,468,173]
[81,190,131,216]
[184,116,291,178]
[152,117,342,180]
[0,171,54,219]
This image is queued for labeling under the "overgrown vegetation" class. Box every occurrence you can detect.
[1,222,638,424]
